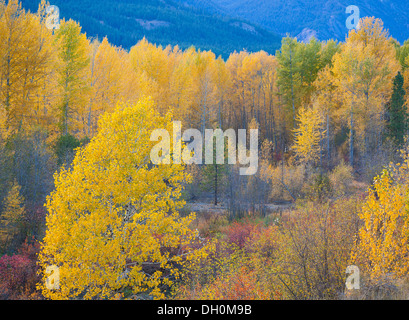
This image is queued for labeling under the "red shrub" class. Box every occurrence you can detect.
[224,220,259,249]
[18,237,41,260]
[0,238,41,299]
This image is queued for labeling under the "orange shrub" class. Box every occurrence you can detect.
[193,266,280,300]
[223,219,260,249]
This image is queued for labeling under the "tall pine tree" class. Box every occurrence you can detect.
[386,71,407,147]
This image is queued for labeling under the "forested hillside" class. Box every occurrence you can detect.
[178,0,409,43]
[3,0,409,300]
[21,0,282,58]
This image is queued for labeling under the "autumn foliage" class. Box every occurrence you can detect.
[3,0,409,301]
[37,98,212,299]
[0,239,40,299]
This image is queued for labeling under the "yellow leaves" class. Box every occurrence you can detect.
[38,98,211,299]
[0,2,279,148]
[86,37,138,136]
[292,104,325,165]
[226,50,279,131]
[353,169,409,279]
[129,38,175,114]
[0,0,56,134]
[329,17,400,150]
[54,19,91,136]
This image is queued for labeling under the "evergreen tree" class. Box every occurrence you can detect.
[386,71,407,147]
[276,36,302,129]
[0,180,25,249]
[201,133,229,206]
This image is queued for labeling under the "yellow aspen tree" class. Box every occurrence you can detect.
[313,65,343,164]
[30,0,60,138]
[243,51,279,141]
[129,38,174,114]
[0,0,25,129]
[0,0,53,134]
[192,50,218,132]
[352,169,409,279]
[54,19,90,137]
[116,46,147,106]
[226,51,250,130]
[84,38,100,137]
[214,55,231,129]
[226,48,306,146]
[227,53,255,128]
[38,97,211,300]
[169,46,196,127]
[225,50,279,141]
[240,53,262,123]
[86,37,126,137]
[331,17,399,166]
[257,52,279,142]
[292,104,325,166]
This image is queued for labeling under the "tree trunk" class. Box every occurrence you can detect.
[350,103,354,167]
[326,112,330,167]
[214,164,218,206]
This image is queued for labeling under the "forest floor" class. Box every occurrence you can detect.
[184,201,294,215]
[184,179,369,217]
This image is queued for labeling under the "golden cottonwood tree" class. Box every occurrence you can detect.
[225,51,279,139]
[192,50,218,133]
[25,0,61,140]
[213,56,230,129]
[292,105,325,166]
[0,0,54,134]
[54,19,90,137]
[352,169,409,279]
[331,17,399,165]
[253,52,280,143]
[169,47,199,128]
[86,37,132,137]
[313,65,343,165]
[225,51,250,129]
[38,98,210,300]
[129,38,175,115]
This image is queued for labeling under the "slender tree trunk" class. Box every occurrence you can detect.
[326,112,330,167]
[320,136,323,176]
[214,164,218,206]
[350,103,354,167]
[64,102,68,136]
